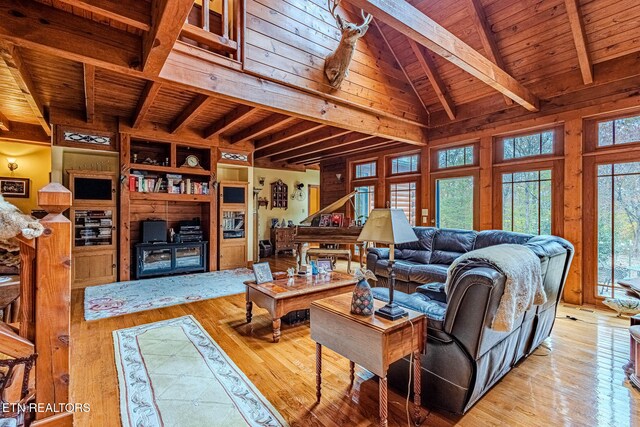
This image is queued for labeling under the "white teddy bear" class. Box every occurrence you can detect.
[0,194,44,251]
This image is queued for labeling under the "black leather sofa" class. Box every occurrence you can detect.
[366,228,574,414]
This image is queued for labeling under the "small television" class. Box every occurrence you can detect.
[222,186,245,204]
[141,220,167,243]
[74,177,113,201]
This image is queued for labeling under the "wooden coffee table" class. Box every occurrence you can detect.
[311,293,426,427]
[244,271,357,342]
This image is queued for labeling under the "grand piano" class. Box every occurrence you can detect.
[294,190,365,267]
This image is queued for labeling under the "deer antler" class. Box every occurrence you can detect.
[327,0,344,29]
[360,9,373,28]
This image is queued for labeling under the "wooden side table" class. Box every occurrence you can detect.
[311,293,426,427]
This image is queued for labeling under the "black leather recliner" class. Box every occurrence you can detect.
[366,228,574,414]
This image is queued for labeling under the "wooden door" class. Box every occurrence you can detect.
[219,182,248,270]
[429,170,479,230]
[72,250,117,288]
[308,184,320,216]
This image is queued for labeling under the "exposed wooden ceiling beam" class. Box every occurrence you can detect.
[347,0,539,112]
[254,122,326,150]
[0,122,50,145]
[255,127,352,159]
[229,114,296,144]
[272,134,377,163]
[204,105,257,139]
[142,0,194,76]
[465,0,513,106]
[0,1,141,73]
[300,141,404,165]
[83,64,95,124]
[564,0,593,85]
[170,94,211,134]
[408,41,456,121]
[131,81,162,128]
[0,111,11,131]
[53,0,151,31]
[373,20,429,115]
[0,44,51,136]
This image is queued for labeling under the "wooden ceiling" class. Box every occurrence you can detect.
[0,0,639,163]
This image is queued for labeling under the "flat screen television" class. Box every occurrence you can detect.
[74,177,113,201]
[141,220,167,243]
[222,186,245,204]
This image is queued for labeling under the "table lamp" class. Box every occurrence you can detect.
[357,208,418,320]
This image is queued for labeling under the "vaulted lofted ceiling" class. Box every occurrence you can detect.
[0,0,639,164]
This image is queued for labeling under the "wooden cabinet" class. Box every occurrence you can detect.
[219,182,248,270]
[270,228,296,257]
[68,170,118,288]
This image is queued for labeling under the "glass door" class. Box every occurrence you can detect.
[596,161,640,298]
[221,210,246,239]
[73,209,114,248]
[432,175,476,230]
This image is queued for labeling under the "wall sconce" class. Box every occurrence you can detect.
[258,176,266,186]
[7,158,18,173]
[335,173,343,183]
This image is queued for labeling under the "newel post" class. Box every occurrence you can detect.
[34,183,72,420]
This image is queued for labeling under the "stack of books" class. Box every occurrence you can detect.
[129,172,209,195]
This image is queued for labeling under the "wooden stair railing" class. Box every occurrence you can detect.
[180,0,242,59]
[10,183,73,424]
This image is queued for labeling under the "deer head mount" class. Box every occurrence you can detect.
[324,0,372,90]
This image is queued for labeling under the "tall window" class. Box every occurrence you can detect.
[354,161,376,179]
[437,145,474,169]
[596,161,640,298]
[502,170,552,235]
[391,154,419,174]
[354,185,375,223]
[390,182,417,225]
[435,176,474,229]
[597,115,640,147]
[502,130,554,160]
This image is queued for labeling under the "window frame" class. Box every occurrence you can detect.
[584,110,640,153]
[430,143,479,172]
[351,184,376,224]
[352,159,378,181]
[493,126,564,164]
[387,178,419,226]
[429,168,480,230]
[387,152,421,177]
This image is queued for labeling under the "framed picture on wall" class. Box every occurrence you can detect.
[0,177,30,198]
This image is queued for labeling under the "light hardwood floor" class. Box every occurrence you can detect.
[71,257,640,426]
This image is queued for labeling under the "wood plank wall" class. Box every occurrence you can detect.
[319,158,347,214]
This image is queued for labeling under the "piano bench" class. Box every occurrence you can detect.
[305,248,352,273]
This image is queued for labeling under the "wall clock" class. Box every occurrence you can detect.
[183,155,201,168]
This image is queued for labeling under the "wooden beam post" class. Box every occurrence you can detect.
[34,183,72,420]
[563,118,583,304]
[408,40,456,120]
[142,0,194,75]
[0,110,11,131]
[119,133,131,281]
[478,136,493,230]
[564,0,593,85]
[346,0,539,112]
[0,122,50,145]
[83,64,95,124]
[131,81,162,128]
[170,94,211,134]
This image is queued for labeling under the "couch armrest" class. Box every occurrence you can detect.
[444,265,510,360]
[367,247,390,260]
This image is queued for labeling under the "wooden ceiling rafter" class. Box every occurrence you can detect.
[0,122,50,145]
[83,63,95,123]
[300,141,405,165]
[0,111,10,131]
[408,40,456,120]
[346,0,540,112]
[228,114,296,145]
[465,0,513,107]
[142,0,194,76]
[0,44,51,136]
[52,0,151,32]
[271,133,378,163]
[254,122,326,150]
[254,127,352,159]
[203,105,258,139]
[170,94,211,134]
[564,0,593,85]
[131,81,162,128]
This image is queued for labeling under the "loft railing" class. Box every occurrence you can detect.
[180,0,243,61]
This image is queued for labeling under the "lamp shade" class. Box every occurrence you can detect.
[357,208,418,245]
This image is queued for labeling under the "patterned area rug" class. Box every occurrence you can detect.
[114,316,287,427]
[85,268,254,321]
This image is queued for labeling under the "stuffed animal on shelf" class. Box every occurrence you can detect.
[602,297,640,317]
[350,268,377,316]
[0,194,44,251]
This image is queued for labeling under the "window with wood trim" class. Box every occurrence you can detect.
[389,182,417,225]
[390,154,419,175]
[436,145,474,169]
[597,115,640,147]
[353,185,375,223]
[434,175,475,229]
[354,161,376,179]
[501,170,552,235]
[502,130,554,160]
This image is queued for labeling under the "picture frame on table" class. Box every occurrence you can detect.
[316,258,333,272]
[331,213,344,227]
[253,262,274,284]
[319,214,332,227]
[0,177,30,198]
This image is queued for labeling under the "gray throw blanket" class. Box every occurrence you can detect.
[445,244,546,332]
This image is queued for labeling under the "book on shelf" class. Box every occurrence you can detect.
[130,172,209,195]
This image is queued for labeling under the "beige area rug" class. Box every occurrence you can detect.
[113,316,288,427]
